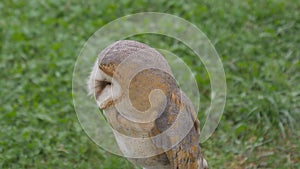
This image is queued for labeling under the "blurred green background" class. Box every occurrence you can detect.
[0,0,299,168]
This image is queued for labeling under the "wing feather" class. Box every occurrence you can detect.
[149,90,201,169]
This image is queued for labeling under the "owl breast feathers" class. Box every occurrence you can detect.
[87,40,208,169]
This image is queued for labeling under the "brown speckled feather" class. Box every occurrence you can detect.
[150,89,202,169]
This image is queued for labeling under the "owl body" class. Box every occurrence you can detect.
[88,40,207,169]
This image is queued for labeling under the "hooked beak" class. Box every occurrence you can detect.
[97,84,114,109]
[96,78,121,110]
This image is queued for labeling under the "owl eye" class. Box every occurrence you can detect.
[95,80,112,97]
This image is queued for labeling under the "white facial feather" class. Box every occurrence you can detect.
[87,62,121,109]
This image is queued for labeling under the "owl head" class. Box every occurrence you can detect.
[87,40,180,123]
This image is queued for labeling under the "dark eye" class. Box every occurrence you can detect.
[95,80,112,97]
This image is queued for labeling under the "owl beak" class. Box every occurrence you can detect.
[99,98,114,109]
[97,85,114,109]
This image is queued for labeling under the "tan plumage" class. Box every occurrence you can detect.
[88,40,208,169]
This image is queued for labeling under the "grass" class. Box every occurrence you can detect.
[1,0,299,168]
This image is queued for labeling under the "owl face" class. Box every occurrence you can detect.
[87,62,122,110]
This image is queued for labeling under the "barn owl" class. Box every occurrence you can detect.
[87,40,208,169]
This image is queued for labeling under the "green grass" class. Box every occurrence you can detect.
[1,0,299,168]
